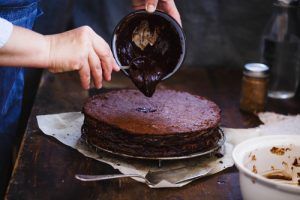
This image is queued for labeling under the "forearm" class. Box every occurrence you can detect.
[0,25,50,68]
[0,23,119,89]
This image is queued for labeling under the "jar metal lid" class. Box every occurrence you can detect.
[243,63,269,78]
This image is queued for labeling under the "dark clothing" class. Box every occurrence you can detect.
[0,0,39,197]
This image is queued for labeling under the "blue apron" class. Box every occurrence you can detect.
[0,0,40,195]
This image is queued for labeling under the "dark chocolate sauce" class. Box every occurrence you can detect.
[115,12,183,97]
[136,107,157,113]
[215,153,224,158]
[128,57,163,97]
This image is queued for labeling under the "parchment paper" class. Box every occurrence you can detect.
[36,112,300,188]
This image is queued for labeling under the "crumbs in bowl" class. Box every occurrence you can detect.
[270,147,291,155]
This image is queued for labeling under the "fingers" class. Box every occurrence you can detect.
[159,0,182,26]
[89,50,102,89]
[47,25,119,90]
[82,28,119,89]
[146,0,158,12]
[99,45,112,81]
[91,32,120,81]
[133,0,182,26]
[79,61,91,90]
[111,57,120,72]
[101,52,112,82]
[132,0,144,9]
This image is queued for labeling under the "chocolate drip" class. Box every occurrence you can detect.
[136,107,157,113]
[128,57,163,97]
[115,12,183,97]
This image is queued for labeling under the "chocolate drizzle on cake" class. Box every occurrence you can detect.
[128,57,163,97]
[115,12,183,97]
[136,107,157,113]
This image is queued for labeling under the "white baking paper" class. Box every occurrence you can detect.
[36,112,300,188]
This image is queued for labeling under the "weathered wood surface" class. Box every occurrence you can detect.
[5,68,300,200]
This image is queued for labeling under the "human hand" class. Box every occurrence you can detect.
[132,0,181,26]
[46,26,120,89]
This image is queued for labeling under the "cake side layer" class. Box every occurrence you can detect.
[82,116,221,157]
[82,89,221,135]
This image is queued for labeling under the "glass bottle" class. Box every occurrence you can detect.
[260,1,300,99]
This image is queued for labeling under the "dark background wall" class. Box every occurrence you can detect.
[34,0,274,68]
[3,1,296,197]
[177,0,273,68]
[11,1,298,196]
[22,0,275,124]
[23,0,275,123]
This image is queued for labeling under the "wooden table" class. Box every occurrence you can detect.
[5,68,300,200]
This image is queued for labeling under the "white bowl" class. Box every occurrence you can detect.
[232,135,300,200]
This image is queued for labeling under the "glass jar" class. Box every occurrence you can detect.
[240,63,269,113]
[260,1,300,99]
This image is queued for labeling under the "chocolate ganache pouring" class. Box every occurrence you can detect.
[112,10,186,97]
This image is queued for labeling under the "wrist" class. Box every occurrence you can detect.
[11,26,52,68]
[43,35,52,68]
[0,26,53,68]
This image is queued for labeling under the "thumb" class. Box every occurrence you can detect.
[146,0,158,13]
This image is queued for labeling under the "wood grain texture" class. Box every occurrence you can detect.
[5,68,300,200]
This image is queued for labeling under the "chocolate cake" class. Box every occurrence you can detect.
[82,89,222,157]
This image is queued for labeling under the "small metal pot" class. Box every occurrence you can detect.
[111,10,186,80]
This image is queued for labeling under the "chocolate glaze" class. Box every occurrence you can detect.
[115,12,183,97]
[82,89,221,135]
[136,106,157,113]
[128,57,163,97]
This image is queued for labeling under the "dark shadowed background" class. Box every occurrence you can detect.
[21,0,275,145]
[34,0,274,68]
[24,0,275,114]
[7,0,299,197]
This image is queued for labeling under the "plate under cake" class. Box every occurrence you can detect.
[81,89,222,157]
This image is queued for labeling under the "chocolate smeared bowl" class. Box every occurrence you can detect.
[233,135,300,200]
[112,10,186,97]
